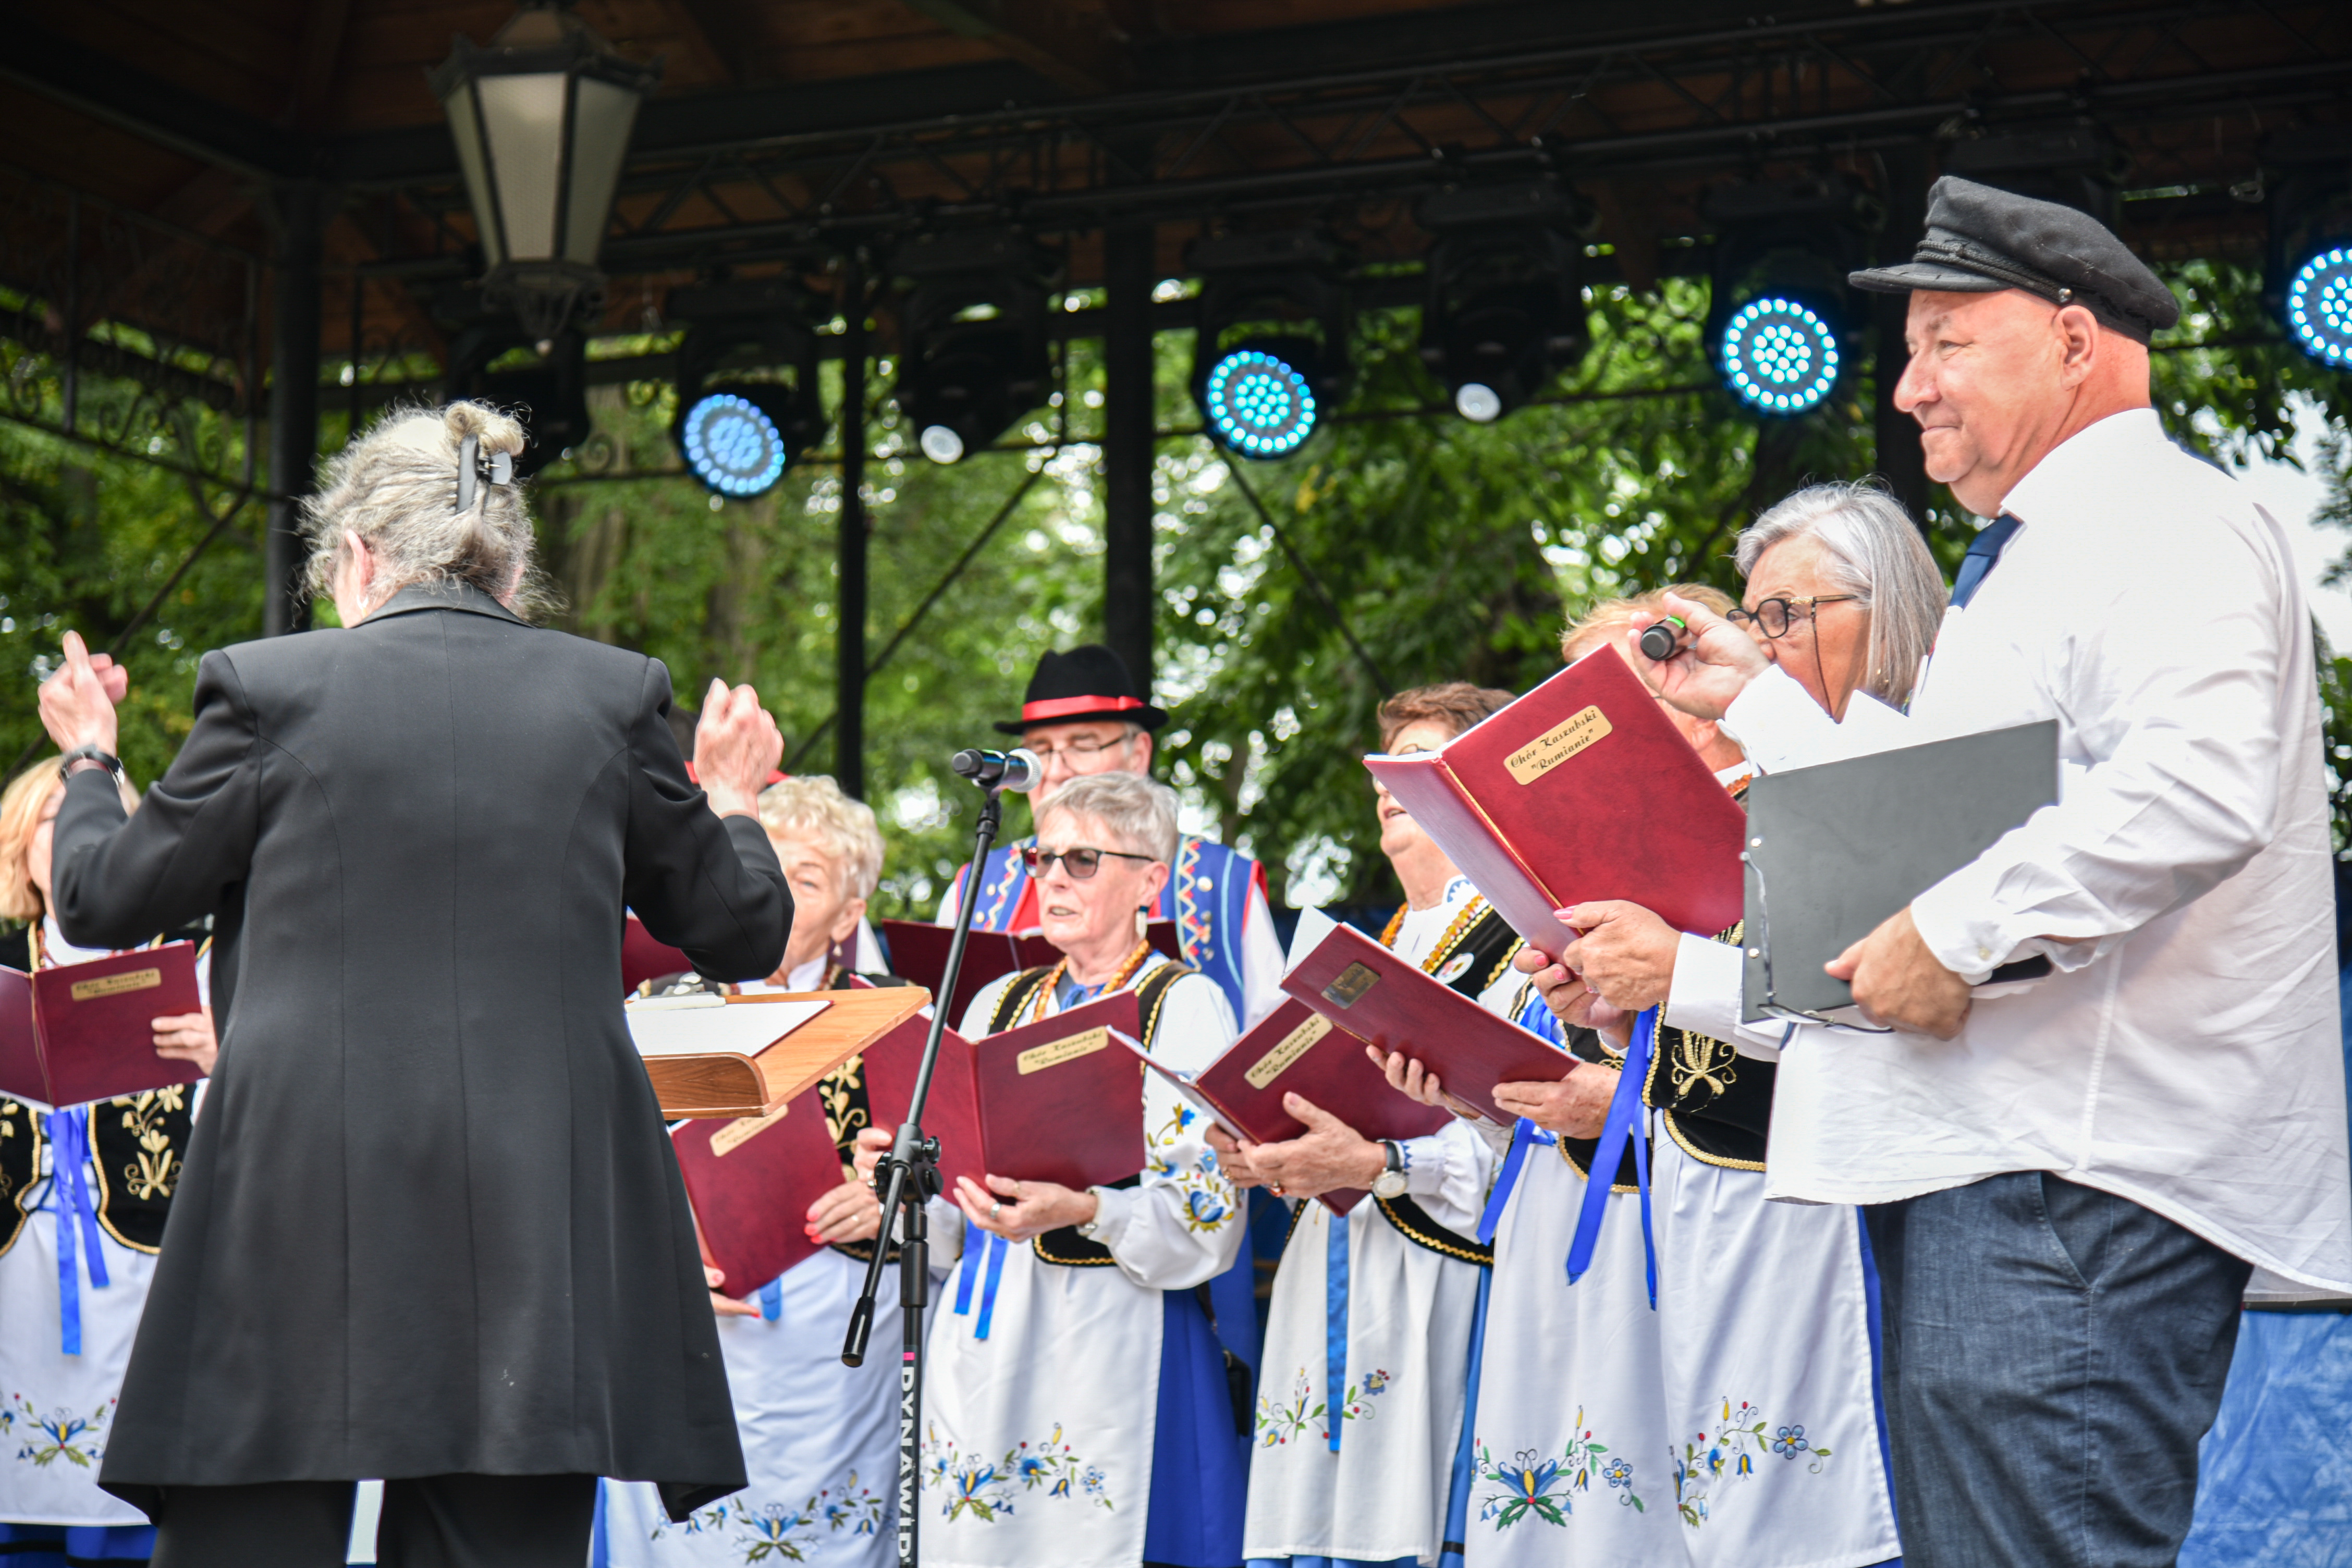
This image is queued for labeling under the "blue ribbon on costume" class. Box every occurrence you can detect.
[45,1111,110,1356]
[1564,1009,1658,1309]
[1325,1207,1350,1453]
[1476,1118,1554,1246]
[757,1276,782,1321]
[952,1232,1010,1340]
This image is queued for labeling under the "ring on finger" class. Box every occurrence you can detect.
[989,1201,1002,1218]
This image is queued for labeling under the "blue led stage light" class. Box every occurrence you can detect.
[1203,347,1318,458]
[679,391,789,497]
[1718,296,1841,415]
[2286,248,2352,366]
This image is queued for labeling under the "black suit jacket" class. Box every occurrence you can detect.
[50,582,789,1520]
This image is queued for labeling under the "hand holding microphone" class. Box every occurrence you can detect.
[1623,590,1771,721]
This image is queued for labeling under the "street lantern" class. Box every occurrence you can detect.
[431,3,661,340]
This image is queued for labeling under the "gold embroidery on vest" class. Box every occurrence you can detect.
[816,1056,867,1157]
[110,1086,188,1200]
[1664,1026,1741,1107]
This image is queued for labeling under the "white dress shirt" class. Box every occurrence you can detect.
[1723,408,2352,1300]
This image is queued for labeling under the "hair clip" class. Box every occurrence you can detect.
[456,432,514,514]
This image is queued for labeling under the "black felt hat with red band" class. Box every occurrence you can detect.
[996,644,1170,736]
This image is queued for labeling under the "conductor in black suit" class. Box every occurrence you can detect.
[35,402,791,1567]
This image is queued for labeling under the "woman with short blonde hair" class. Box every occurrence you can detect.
[0,756,214,1566]
[859,764,1246,1568]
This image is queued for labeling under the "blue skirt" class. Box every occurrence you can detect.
[0,1522,156,1566]
[1143,1288,1250,1568]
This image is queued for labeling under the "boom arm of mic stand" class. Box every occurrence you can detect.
[842,788,1006,1568]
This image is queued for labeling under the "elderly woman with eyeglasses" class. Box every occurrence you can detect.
[1455,484,1941,1568]
[856,770,1245,1568]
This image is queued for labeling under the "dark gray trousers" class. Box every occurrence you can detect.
[147,1474,596,1568]
[1865,1172,2250,1568]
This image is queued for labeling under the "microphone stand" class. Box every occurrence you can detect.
[843,780,1007,1568]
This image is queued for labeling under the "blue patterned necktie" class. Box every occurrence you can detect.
[1950,513,2024,609]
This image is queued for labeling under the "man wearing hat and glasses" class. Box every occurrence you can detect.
[937,645,1286,1033]
[1627,177,2352,1566]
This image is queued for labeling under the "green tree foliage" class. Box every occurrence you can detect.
[4,256,2350,919]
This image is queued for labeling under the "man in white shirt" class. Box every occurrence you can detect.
[1624,177,2352,1567]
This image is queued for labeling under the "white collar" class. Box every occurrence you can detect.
[40,913,110,968]
[1998,407,2167,527]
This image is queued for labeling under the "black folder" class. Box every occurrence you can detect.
[1740,720,2061,1024]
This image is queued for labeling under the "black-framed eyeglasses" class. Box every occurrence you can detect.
[1728,594,1862,640]
[1022,844,1158,879]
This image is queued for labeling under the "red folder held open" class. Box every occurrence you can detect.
[877,920,1180,1026]
[1280,923,1574,1125]
[0,944,205,1109]
[1179,997,1450,1215]
[672,995,930,1299]
[1363,648,1745,953]
[860,989,1147,1195]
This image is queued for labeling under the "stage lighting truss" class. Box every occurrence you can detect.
[1189,230,1353,460]
[1719,297,1842,414]
[666,279,829,498]
[1702,176,1878,420]
[1416,180,1594,424]
[2264,128,2352,371]
[892,229,1059,465]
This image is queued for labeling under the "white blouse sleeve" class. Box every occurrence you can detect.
[1088,970,1247,1291]
[1398,1118,1497,1235]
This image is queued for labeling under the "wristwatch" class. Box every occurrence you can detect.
[56,745,125,788]
[1371,1140,1408,1200]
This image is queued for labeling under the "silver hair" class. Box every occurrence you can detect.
[1734,480,1947,709]
[1034,771,1181,865]
[301,401,553,618]
[756,776,885,901]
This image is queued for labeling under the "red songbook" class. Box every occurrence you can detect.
[1362,648,1746,953]
[878,919,1179,1024]
[0,944,205,1109]
[860,990,1147,1194]
[672,997,929,1298]
[1280,923,1574,1125]
[1182,998,1450,1215]
[621,915,693,996]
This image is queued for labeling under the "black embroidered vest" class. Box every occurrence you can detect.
[1366,902,1529,1266]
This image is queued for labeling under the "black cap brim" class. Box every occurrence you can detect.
[1849,261,2012,296]
[995,705,1170,737]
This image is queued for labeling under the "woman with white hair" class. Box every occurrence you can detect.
[856,770,1247,1568]
[1463,488,1945,1568]
[0,758,211,1568]
[603,776,904,1566]
[35,400,789,1565]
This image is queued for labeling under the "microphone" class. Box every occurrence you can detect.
[949,747,1043,793]
[1637,616,1687,662]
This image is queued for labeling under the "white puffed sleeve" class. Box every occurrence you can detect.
[1087,966,1247,1291]
[1396,1118,1497,1235]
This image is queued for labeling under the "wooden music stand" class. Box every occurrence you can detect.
[644,987,931,1118]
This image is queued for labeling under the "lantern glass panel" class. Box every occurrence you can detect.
[563,75,641,266]
[443,86,504,268]
[477,72,570,263]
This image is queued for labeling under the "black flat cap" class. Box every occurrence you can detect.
[1851,175,2178,343]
